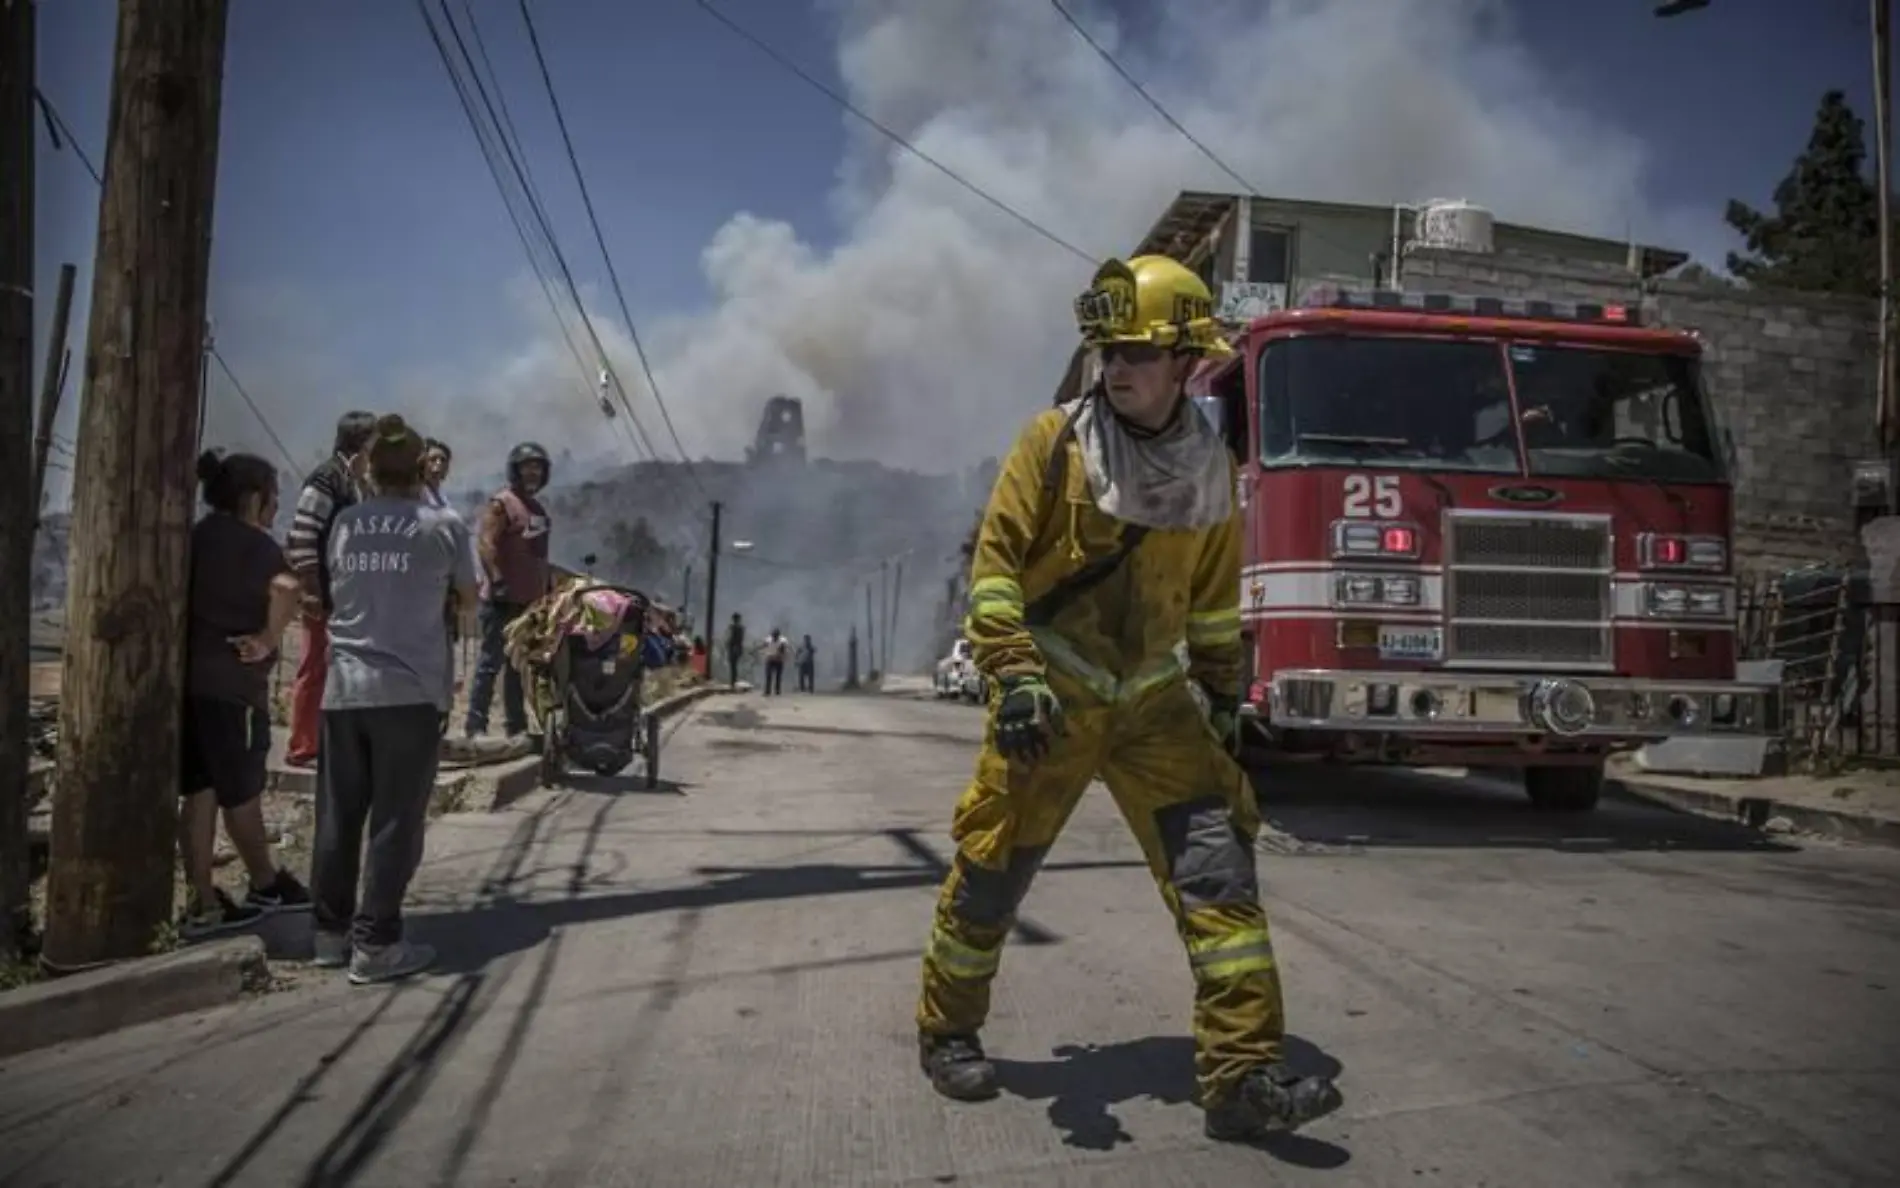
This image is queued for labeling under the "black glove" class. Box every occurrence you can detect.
[994,674,1066,765]
[1202,684,1242,754]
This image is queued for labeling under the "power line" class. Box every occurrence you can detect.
[435,0,665,465]
[689,0,1095,263]
[424,0,659,464]
[1047,0,1260,195]
[517,0,709,499]
[32,89,302,476]
[1048,0,1439,282]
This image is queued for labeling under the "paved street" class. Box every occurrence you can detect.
[1,689,1897,1186]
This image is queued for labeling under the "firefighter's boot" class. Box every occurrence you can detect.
[1203,1063,1343,1142]
[919,1033,1000,1102]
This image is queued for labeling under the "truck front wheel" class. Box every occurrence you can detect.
[1523,764,1604,813]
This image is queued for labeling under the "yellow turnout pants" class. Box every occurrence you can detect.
[916,671,1285,1103]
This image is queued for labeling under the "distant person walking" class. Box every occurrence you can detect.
[465,441,553,739]
[284,411,377,768]
[795,634,817,693]
[725,612,745,686]
[762,628,789,695]
[311,415,477,984]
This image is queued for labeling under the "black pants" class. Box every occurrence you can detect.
[467,599,528,736]
[727,650,742,686]
[797,663,814,693]
[312,704,441,947]
[764,658,784,695]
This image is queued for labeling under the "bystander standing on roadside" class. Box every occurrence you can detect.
[725,612,746,687]
[310,415,477,984]
[762,628,789,695]
[283,411,377,768]
[795,633,817,693]
[177,450,314,937]
[422,437,471,727]
[465,441,553,739]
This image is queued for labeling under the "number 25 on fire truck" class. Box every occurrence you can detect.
[1188,284,1775,814]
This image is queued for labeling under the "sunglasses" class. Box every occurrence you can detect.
[1100,341,1168,366]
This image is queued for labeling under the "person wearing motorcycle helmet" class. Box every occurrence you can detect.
[912,256,1343,1143]
[465,441,553,739]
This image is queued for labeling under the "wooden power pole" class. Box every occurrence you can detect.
[1874,0,1895,468]
[44,0,233,968]
[0,0,38,961]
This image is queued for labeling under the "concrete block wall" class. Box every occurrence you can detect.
[1402,249,1880,571]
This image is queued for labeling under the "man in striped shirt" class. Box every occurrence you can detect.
[283,411,376,768]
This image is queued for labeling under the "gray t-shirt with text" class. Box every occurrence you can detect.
[324,495,477,711]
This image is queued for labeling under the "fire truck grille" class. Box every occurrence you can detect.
[1450,570,1609,621]
[1444,513,1613,666]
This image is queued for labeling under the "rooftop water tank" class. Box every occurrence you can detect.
[1413,199,1495,254]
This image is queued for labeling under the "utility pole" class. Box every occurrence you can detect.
[879,559,890,675]
[681,563,692,624]
[0,0,38,962]
[889,557,904,674]
[31,262,76,525]
[45,0,233,968]
[1874,0,1895,479]
[703,502,721,673]
[864,581,874,677]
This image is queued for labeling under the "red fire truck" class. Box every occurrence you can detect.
[1186,284,1776,813]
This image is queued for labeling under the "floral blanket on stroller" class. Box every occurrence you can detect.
[502,577,649,731]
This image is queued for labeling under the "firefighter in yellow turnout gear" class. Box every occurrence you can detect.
[915,256,1342,1142]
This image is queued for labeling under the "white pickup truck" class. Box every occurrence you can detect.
[934,638,987,704]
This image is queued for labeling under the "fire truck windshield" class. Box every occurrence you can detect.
[1507,344,1727,483]
[1258,336,1728,483]
[1259,337,1521,473]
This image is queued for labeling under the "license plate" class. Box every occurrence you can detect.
[1377,625,1443,661]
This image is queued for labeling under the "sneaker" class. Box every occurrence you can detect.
[180,888,265,939]
[347,939,436,985]
[246,869,313,914]
[1204,1063,1343,1142]
[919,1033,999,1102]
[312,930,351,968]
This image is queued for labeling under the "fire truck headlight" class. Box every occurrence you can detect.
[1382,576,1421,605]
[1337,575,1382,605]
[1687,538,1727,568]
[1687,588,1728,617]
[1646,584,1690,616]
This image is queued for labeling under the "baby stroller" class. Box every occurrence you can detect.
[537,582,663,789]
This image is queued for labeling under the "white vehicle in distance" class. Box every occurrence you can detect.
[935,638,987,703]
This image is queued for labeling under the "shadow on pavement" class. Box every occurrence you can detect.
[1249,764,1797,854]
[991,1033,1349,1167]
[414,854,1145,978]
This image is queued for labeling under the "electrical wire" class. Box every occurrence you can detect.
[689,0,1096,264]
[420,0,657,463]
[516,0,709,500]
[31,89,304,476]
[1047,0,1480,283]
[435,0,665,465]
[1047,0,1261,195]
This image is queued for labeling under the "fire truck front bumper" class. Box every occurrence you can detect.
[1250,669,1778,740]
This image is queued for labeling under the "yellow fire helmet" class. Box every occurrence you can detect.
[1073,255,1233,358]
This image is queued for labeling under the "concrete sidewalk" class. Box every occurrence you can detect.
[1,690,1895,1185]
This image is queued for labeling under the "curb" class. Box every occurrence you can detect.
[1612,776,1900,848]
[0,935,268,1063]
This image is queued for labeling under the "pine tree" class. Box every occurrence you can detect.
[1724,90,1882,296]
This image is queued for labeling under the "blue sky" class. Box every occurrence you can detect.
[30,0,1894,501]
